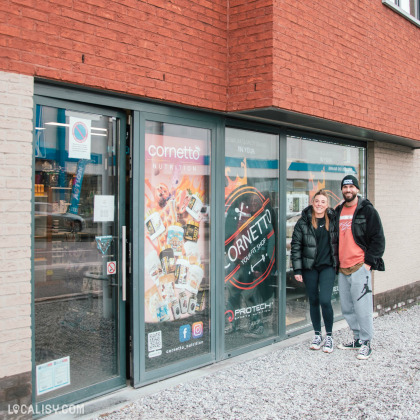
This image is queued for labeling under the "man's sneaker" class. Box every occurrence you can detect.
[357,341,372,360]
[323,336,334,353]
[337,339,363,350]
[309,334,323,350]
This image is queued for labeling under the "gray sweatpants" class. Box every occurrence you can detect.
[338,265,373,341]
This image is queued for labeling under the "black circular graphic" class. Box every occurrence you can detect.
[224,186,276,290]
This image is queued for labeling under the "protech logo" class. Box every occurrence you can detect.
[148,145,200,160]
[234,302,273,318]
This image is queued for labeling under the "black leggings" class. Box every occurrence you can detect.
[303,266,335,334]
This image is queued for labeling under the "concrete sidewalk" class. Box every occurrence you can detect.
[47,305,419,419]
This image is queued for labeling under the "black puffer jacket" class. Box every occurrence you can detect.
[335,197,385,271]
[291,206,339,273]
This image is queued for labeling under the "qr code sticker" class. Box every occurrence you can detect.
[148,331,162,352]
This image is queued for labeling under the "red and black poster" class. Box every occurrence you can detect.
[224,162,277,342]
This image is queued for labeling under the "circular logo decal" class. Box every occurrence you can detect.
[224,186,276,290]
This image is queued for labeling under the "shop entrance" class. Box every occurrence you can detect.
[33,99,127,408]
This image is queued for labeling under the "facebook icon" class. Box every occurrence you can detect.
[179,325,191,342]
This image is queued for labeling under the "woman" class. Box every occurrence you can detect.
[291,190,338,353]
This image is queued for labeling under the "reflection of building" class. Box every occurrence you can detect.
[1,1,419,415]
[287,194,309,213]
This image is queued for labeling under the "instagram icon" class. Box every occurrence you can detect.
[192,322,203,338]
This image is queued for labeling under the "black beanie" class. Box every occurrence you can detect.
[341,175,360,190]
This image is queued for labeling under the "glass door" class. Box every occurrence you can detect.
[33,102,126,408]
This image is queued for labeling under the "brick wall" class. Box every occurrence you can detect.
[0,1,418,142]
[227,0,274,110]
[0,0,228,110]
[0,71,33,381]
[230,0,420,141]
[269,0,420,141]
[368,141,420,296]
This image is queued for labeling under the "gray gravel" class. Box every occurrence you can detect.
[95,304,419,420]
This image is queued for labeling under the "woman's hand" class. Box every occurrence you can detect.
[294,274,303,283]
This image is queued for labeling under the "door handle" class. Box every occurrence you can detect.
[122,225,127,301]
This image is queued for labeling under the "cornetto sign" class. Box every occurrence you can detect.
[147,145,201,160]
[224,185,276,290]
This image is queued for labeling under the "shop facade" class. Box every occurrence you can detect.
[28,86,370,410]
[1,0,419,417]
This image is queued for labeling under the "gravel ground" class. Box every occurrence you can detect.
[96,304,419,420]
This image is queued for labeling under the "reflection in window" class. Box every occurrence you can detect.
[286,136,366,332]
[34,105,121,401]
[384,0,420,22]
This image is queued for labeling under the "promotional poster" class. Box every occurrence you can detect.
[224,155,278,344]
[143,130,211,369]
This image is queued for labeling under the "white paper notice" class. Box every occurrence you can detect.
[69,116,91,159]
[36,356,71,396]
[94,195,115,222]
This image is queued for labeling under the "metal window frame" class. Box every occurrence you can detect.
[383,0,420,27]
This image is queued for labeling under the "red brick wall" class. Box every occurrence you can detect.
[268,0,420,140]
[0,1,419,141]
[0,0,228,109]
[227,0,274,110]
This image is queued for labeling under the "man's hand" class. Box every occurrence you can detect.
[294,274,303,283]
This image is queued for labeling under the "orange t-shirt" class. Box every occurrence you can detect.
[339,204,365,268]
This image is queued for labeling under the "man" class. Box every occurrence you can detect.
[336,175,385,360]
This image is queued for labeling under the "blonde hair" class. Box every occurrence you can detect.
[311,189,330,231]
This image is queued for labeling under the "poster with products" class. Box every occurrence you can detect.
[144,127,210,369]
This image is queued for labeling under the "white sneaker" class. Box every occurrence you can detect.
[323,336,334,353]
[309,334,323,350]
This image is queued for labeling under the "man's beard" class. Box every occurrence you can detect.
[343,192,357,203]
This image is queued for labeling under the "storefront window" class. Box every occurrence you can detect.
[224,128,279,351]
[143,122,211,370]
[34,105,123,400]
[286,135,366,332]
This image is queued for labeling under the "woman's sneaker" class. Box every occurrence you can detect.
[337,338,363,350]
[323,336,334,353]
[357,341,372,360]
[309,334,323,350]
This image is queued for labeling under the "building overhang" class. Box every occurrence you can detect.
[229,107,420,149]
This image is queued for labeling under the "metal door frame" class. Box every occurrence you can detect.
[31,91,127,412]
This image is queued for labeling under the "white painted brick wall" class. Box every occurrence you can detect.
[368,141,420,295]
[0,71,33,379]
